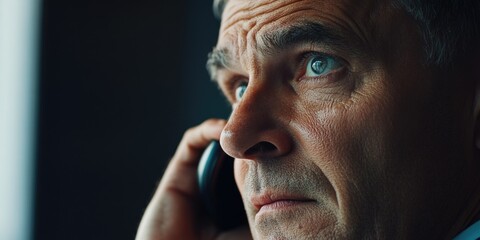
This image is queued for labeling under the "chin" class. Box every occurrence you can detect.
[246,203,354,239]
[250,222,348,240]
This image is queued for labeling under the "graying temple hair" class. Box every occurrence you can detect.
[212,0,480,66]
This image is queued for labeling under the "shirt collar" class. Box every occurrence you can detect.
[454,220,480,240]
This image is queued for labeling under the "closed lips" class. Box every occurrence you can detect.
[250,192,315,211]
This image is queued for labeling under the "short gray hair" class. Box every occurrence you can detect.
[394,0,480,65]
[213,0,227,19]
[212,0,480,66]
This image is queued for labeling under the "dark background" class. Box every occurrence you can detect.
[34,0,227,239]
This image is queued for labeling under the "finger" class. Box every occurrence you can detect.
[174,118,227,166]
[136,119,226,240]
[160,119,226,194]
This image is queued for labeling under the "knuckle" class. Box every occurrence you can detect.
[183,127,196,139]
[203,118,226,127]
[182,118,226,141]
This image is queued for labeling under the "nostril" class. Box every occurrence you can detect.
[245,141,277,156]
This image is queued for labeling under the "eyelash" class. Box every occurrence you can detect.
[221,52,347,104]
[298,52,346,80]
[224,77,248,103]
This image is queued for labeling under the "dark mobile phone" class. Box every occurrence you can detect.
[197,141,247,230]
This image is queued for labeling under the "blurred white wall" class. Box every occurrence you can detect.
[0,0,40,239]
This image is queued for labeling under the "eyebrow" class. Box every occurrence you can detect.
[206,21,353,81]
[261,21,345,54]
[206,47,231,81]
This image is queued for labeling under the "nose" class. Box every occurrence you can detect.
[220,83,292,160]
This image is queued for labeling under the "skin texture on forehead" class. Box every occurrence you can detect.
[213,0,418,83]
[217,0,385,73]
[213,0,480,239]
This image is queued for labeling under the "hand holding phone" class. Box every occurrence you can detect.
[136,120,249,239]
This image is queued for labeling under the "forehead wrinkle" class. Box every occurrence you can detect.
[334,0,387,56]
[220,1,318,75]
[238,24,255,74]
[220,0,306,34]
[218,0,378,78]
[258,21,347,57]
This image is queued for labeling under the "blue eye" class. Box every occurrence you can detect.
[235,84,247,100]
[305,54,342,77]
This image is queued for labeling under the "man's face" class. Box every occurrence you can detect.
[211,0,474,239]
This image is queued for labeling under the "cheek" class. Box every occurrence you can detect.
[291,105,367,175]
[291,95,393,219]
